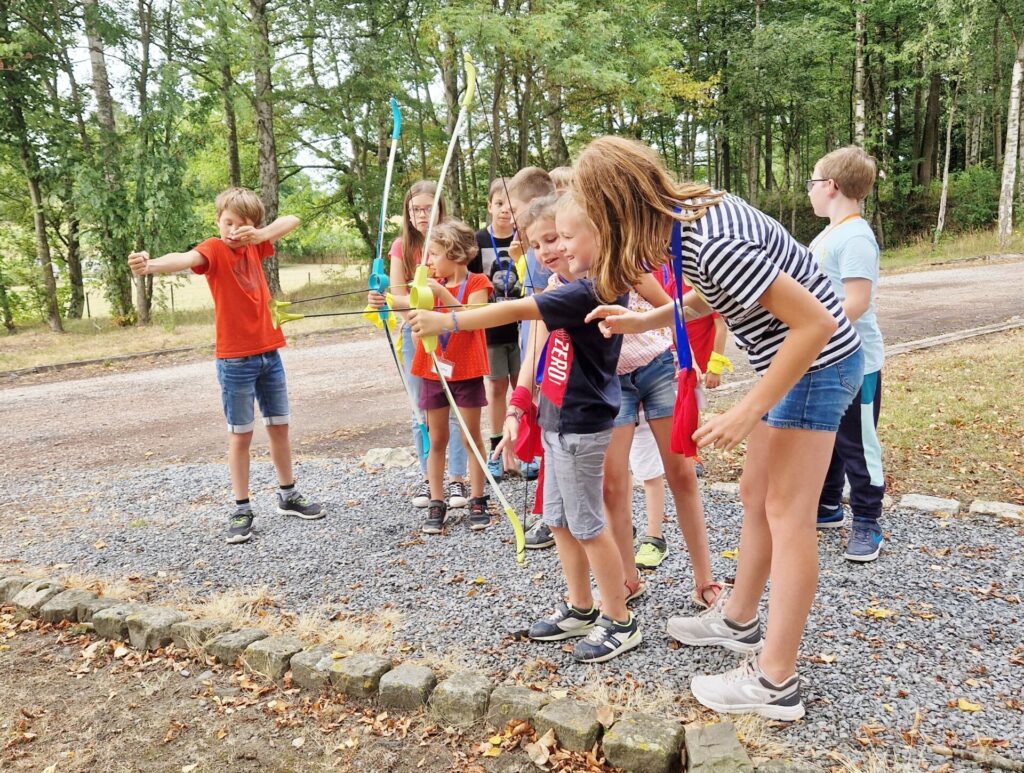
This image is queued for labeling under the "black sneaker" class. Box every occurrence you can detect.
[226,512,253,544]
[468,496,491,530]
[422,500,447,534]
[277,491,324,520]
[447,480,469,509]
[525,520,555,549]
[572,613,642,663]
[412,480,431,508]
[528,601,599,641]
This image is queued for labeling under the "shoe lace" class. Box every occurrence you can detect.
[721,655,759,684]
[583,618,613,644]
[287,493,310,507]
[450,481,467,496]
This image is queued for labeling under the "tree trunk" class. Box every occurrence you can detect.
[250,0,281,294]
[0,265,14,333]
[134,0,153,325]
[912,60,923,186]
[222,64,241,187]
[546,81,569,167]
[994,20,1003,170]
[997,38,1024,248]
[489,55,506,180]
[920,71,941,189]
[64,177,85,319]
[853,1,867,146]
[935,82,959,244]
[764,115,774,190]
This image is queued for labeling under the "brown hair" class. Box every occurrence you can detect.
[427,219,479,266]
[215,187,265,226]
[518,193,561,238]
[487,177,510,202]
[816,145,877,201]
[507,166,555,204]
[400,180,448,281]
[573,136,722,302]
[549,166,574,191]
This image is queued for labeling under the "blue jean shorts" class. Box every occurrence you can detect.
[215,350,291,434]
[764,349,864,432]
[614,349,677,427]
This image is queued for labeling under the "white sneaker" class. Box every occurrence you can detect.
[691,655,805,721]
[411,481,431,508]
[666,592,763,654]
[447,480,469,509]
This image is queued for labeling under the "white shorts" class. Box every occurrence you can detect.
[628,414,664,482]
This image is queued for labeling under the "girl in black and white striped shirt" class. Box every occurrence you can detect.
[577,136,864,722]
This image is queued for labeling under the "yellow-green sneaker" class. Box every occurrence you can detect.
[634,536,668,569]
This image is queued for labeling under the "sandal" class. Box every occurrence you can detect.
[691,580,723,609]
[625,574,647,603]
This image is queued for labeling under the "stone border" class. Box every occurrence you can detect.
[0,574,820,773]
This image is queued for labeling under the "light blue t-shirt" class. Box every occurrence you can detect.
[810,217,884,373]
[519,247,553,356]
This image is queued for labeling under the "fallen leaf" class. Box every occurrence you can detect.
[957,698,982,713]
[474,576,486,585]
[216,728,227,740]
[181,766,198,773]
[720,548,738,560]
[862,607,897,619]
[94,540,107,550]
[113,647,129,659]
[596,705,614,727]
[482,746,501,757]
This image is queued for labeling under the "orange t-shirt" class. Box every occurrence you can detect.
[411,273,492,381]
[192,238,285,359]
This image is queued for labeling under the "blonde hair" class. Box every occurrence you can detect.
[507,166,555,204]
[215,187,265,226]
[816,145,877,201]
[401,180,448,281]
[573,136,722,302]
[518,193,560,238]
[549,166,574,192]
[427,219,478,266]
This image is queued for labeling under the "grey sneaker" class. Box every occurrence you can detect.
[690,655,805,721]
[525,520,555,549]
[447,480,469,509]
[666,592,762,654]
[468,496,491,530]
[226,512,253,544]
[528,601,599,641]
[277,491,324,520]
[845,519,883,562]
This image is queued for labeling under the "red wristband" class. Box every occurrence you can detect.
[508,385,533,413]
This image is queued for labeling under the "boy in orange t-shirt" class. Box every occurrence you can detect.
[128,187,323,544]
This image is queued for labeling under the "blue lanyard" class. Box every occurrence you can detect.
[670,218,693,371]
[487,226,514,293]
[438,278,470,352]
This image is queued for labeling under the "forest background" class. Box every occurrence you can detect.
[1,0,1023,334]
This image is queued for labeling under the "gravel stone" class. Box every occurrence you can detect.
[12,578,63,617]
[378,663,437,710]
[603,712,684,773]
[170,618,232,652]
[91,603,140,641]
[205,628,269,665]
[487,685,548,727]
[685,721,752,773]
[243,634,304,680]
[126,607,188,650]
[329,653,392,698]
[534,698,601,753]
[430,671,493,726]
[289,645,336,691]
[39,589,98,623]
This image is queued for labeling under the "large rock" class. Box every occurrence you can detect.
[244,635,304,681]
[0,576,33,604]
[487,685,548,727]
[126,607,188,651]
[969,500,1024,519]
[289,645,336,691]
[757,762,825,773]
[92,604,141,641]
[75,596,117,623]
[362,447,417,469]
[899,493,960,514]
[205,628,269,665]
[603,712,685,773]
[329,653,392,698]
[708,482,740,498]
[684,721,753,773]
[170,618,232,652]
[39,589,99,623]
[378,663,437,710]
[430,672,493,726]
[533,699,601,753]
[12,578,64,617]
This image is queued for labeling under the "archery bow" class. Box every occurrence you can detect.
[409,54,526,564]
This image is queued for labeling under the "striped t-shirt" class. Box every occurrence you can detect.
[678,193,860,374]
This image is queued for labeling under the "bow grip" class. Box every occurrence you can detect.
[389,97,402,140]
[368,257,390,293]
[408,265,437,353]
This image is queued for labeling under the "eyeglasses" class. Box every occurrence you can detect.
[805,178,830,193]
[408,206,432,216]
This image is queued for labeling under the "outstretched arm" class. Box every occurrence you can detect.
[409,296,541,337]
[128,249,206,276]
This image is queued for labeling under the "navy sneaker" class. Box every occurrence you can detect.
[528,601,599,641]
[845,520,884,562]
[572,613,642,663]
[816,503,845,529]
[422,500,447,534]
[226,512,253,544]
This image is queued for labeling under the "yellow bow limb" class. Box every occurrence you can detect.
[408,265,436,353]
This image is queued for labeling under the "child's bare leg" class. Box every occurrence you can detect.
[603,424,640,586]
[551,526,592,609]
[724,421,773,622]
[457,406,486,498]
[425,407,450,502]
[227,431,254,500]
[648,417,713,585]
[579,530,628,621]
[643,475,667,539]
[265,423,294,485]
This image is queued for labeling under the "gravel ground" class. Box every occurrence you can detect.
[2,456,1022,765]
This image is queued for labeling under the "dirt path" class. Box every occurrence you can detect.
[2,260,1022,478]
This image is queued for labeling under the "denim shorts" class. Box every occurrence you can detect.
[215,350,290,434]
[541,429,611,541]
[764,349,864,433]
[614,349,677,427]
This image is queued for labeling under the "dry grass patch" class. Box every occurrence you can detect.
[881,230,1024,274]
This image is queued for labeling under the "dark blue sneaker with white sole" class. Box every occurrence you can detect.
[816,503,845,529]
[845,520,884,562]
[572,613,642,663]
[528,601,599,641]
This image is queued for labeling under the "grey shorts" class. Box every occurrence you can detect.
[486,342,521,381]
[541,428,612,541]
